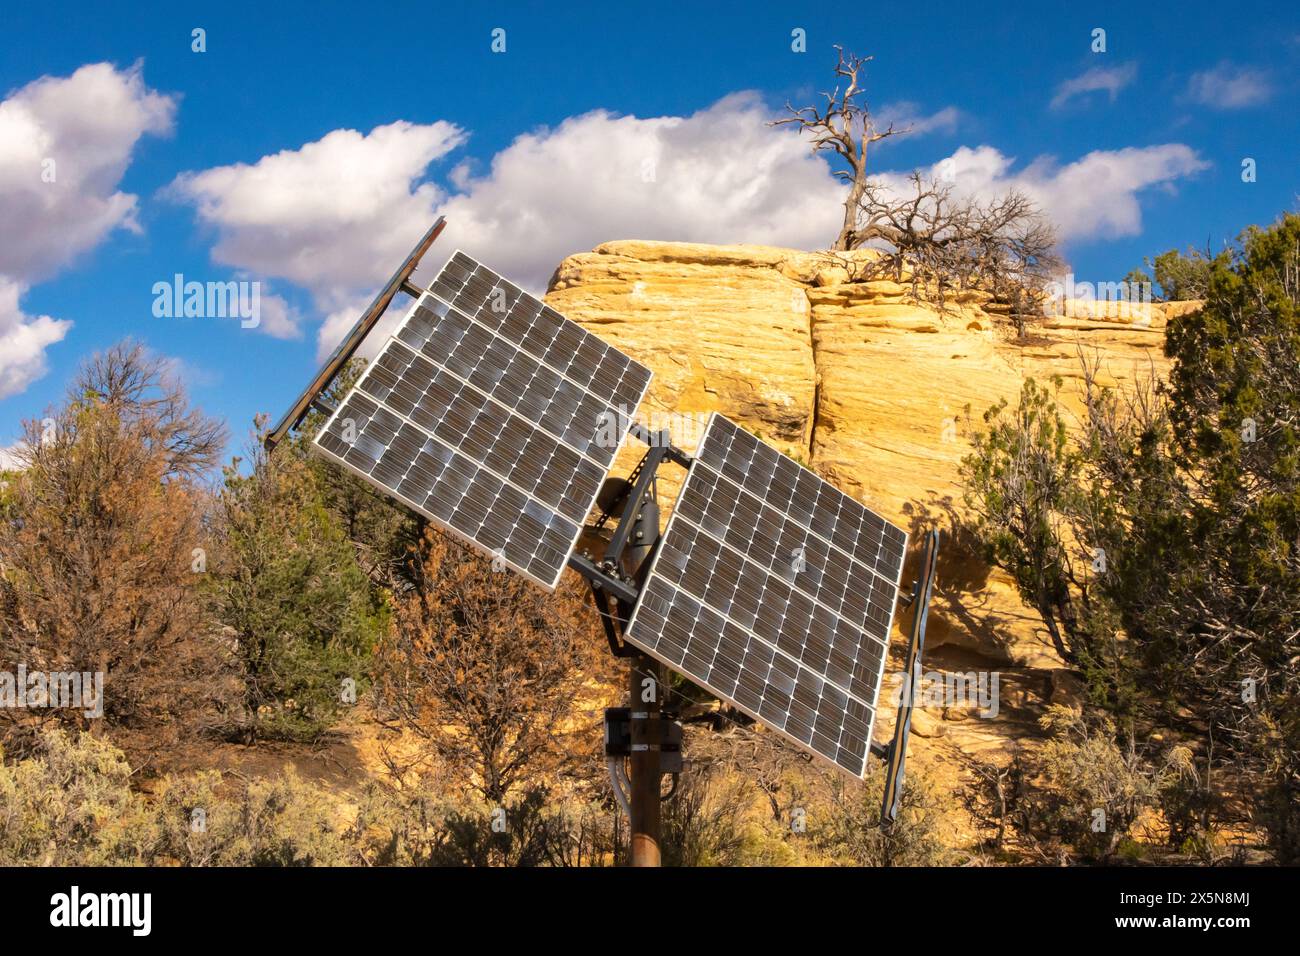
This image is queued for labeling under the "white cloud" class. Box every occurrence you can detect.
[436,93,844,296]
[0,439,28,472]
[0,277,72,399]
[0,61,175,396]
[169,120,467,356]
[171,94,847,359]
[1050,64,1137,110]
[255,290,304,340]
[169,121,465,289]
[1186,62,1272,109]
[171,93,1206,358]
[0,61,176,282]
[890,143,1208,241]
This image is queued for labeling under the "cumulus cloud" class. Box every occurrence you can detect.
[169,120,467,356]
[0,277,72,399]
[316,298,382,361]
[171,94,847,358]
[170,92,1206,358]
[0,61,175,396]
[254,289,304,340]
[884,143,1208,241]
[437,93,845,295]
[169,121,465,291]
[1186,62,1272,109]
[1050,63,1137,109]
[0,61,176,281]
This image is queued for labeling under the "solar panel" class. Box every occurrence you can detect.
[312,251,653,590]
[624,413,908,776]
[429,252,651,414]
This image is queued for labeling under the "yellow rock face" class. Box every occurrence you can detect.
[550,241,818,450]
[548,239,1197,765]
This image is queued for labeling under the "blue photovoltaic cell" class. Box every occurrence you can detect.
[624,413,908,776]
[311,252,653,590]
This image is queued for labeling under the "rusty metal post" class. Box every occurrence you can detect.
[627,656,663,866]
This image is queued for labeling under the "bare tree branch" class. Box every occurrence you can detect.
[775,48,1060,333]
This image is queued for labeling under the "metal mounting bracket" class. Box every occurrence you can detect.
[265,217,447,450]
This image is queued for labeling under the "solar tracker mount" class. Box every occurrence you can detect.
[267,219,941,857]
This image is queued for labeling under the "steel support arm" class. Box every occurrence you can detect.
[265,217,446,450]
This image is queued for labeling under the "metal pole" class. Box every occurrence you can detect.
[880,529,941,826]
[579,433,680,866]
[628,655,663,867]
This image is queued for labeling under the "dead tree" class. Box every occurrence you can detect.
[772,46,906,250]
[776,48,1060,323]
[868,173,1059,313]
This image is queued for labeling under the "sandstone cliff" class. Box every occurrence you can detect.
[546,240,1198,771]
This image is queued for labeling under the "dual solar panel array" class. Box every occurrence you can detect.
[311,251,908,776]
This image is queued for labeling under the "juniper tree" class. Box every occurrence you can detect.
[961,213,1300,860]
[213,417,387,741]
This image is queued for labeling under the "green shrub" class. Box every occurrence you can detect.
[2,730,956,868]
[660,763,756,866]
[214,421,387,742]
[1028,706,1194,862]
[1,730,349,866]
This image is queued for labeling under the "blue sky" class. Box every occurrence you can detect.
[2,0,1297,464]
